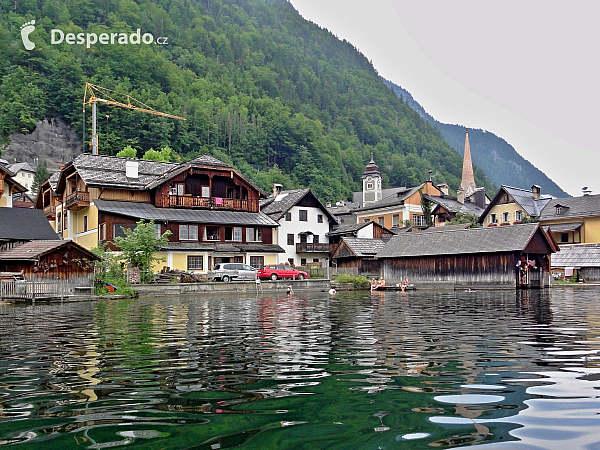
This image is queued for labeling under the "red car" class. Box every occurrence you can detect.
[258,264,308,281]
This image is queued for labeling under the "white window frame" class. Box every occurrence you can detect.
[515,210,523,221]
[392,214,400,227]
[413,215,426,227]
[490,213,497,224]
[233,227,242,242]
[502,212,510,223]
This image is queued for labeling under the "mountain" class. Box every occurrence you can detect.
[383,78,569,198]
[0,0,495,202]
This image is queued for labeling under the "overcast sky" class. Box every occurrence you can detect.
[290,0,600,197]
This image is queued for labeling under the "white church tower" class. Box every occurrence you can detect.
[362,153,382,207]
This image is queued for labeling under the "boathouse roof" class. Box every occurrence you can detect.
[0,208,60,241]
[551,243,600,268]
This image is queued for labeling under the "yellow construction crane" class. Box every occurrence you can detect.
[82,82,186,155]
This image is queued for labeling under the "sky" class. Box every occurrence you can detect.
[289,0,600,197]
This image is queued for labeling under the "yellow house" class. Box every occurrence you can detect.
[6,162,36,194]
[0,164,27,208]
[479,185,552,228]
[539,193,600,244]
[43,154,283,275]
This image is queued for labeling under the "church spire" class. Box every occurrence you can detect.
[460,129,476,195]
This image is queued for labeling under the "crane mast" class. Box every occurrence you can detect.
[82,82,186,155]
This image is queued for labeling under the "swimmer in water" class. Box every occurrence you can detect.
[287,285,293,295]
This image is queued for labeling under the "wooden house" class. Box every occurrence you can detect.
[327,220,394,245]
[332,237,386,278]
[0,240,97,278]
[550,243,600,282]
[42,154,283,274]
[376,223,559,289]
[35,172,60,229]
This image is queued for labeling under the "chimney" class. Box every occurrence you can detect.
[474,189,486,209]
[125,160,139,179]
[582,187,592,196]
[273,183,283,197]
[326,202,332,208]
[437,183,449,195]
[531,185,541,199]
[457,188,465,204]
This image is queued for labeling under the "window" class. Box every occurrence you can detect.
[187,256,203,270]
[287,234,294,245]
[515,210,523,221]
[154,223,162,238]
[285,212,292,221]
[561,233,569,243]
[502,212,510,223]
[300,234,308,243]
[233,227,242,242]
[313,258,319,263]
[300,258,307,266]
[247,228,259,242]
[392,214,400,227]
[201,186,210,198]
[63,213,68,230]
[57,212,62,232]
[490,214,497,224]
[179,225,198,240]
[366,182,373,190]
[113,223,126,239]
[250,256,264,269]
[363,218,369,223]
[83,215,88,232]
[413,215,426,227]
[317,214,323,223]
[556,206,563,215]
[378,216,384,226]
[205,226,220,241]
[313,235,319,244]
[299,210,308,221]
[287,258,295,266]
[99,223,106,241]
[177,183,185,196]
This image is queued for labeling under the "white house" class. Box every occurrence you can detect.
[7,162,36,195]
[260,185,337,267]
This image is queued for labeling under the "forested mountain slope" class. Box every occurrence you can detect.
[383,79,568,198]
[0,0,495,201]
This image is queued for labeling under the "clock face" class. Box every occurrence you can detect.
[367,176,372,182]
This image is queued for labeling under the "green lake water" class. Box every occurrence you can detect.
[1,287,600,449]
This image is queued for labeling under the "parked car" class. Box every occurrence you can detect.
[257,264,308,281]
[208,263,257,282]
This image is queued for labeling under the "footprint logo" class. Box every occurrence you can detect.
[20,20,36,50]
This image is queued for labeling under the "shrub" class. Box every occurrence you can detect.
[334,274,370,290]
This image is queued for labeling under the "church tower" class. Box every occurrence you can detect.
[362,153,382,207]
[460,129,477,197]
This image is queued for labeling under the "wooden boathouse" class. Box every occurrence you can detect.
[376,223,559,289]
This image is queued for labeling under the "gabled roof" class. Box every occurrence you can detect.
[0,208,60,241]
[57,154,178,191]
[377,223,556,258]
[425,194,484,218]
[333,237,387,258]
[539,194,600,221]
[0,164,27,194]
[479,185,553,222]
[0,240,97,261]
[145,155,267,196]
[7,162,35,175]
[260,189,337,223]
[94,199,279,227]
[327,220,395,237]
[545,222,584,233]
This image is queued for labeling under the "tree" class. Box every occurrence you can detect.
[32,160,50,195]
[113,219,172,283]
[447,212,480,227]
[419,190,434,228]
[116,145,137,158]
[142,148,164,161]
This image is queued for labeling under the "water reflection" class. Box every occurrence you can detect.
[0,287,598,448]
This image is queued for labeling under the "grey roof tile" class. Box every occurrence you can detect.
[339,238,386,257]
[540,194,600,220]
[354,186,421,212]
[377,223,543,258]
[0,209,60,241]
[552,244,600,268]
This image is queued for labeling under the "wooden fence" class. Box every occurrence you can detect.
[0,275,94,301]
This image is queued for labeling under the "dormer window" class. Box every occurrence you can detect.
[556,206,563,215]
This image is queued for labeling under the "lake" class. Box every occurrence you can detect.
[1,287,599,449]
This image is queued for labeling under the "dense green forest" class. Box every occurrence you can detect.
[383,79,569,198]
[0,0,495,201]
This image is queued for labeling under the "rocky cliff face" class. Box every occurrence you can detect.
[2,118,81,171]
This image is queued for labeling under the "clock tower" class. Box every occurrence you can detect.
[362,154,382,207]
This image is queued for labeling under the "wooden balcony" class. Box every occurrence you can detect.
[65,190,90,211]
[296,243,334,253]
[43,204,56,219]
[168,195,258,212]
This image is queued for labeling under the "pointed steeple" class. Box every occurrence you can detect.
[460,129,476,195]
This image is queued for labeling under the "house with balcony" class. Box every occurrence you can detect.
[0,164,27,208]
[260,185,337,267]
[43,154,283,275]
[538,192,600,245]
[478,185,553,228]
[35,172,60,230]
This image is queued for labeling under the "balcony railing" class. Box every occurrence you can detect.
[296,243,334,253]
[65,190,90,210]
[43,204,56,219]
[168,195,258,212]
